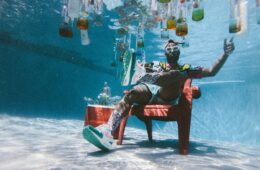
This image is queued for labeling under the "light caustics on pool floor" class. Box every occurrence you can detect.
[0,114,260,170]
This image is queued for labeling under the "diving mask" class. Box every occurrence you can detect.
[165,39,180,54]
[165,46,180,54]
[165,40,181,62]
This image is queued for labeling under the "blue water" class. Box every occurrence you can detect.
[0,0,260,153]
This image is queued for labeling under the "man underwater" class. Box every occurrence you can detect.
[83,38,235,149]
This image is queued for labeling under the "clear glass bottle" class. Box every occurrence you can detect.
[77,1,90,45]
[176,1,188,37]
[229,0,241,33]
[94,0,103,15]
[159,3,169,39]
[256,0,260,24]
[167,0,177,30]
[67,0,81,22]
[59,3,73,38]
[161,20,170,39]
[150,0,158,15]
[81,29,90,45]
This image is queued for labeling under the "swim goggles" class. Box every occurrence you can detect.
[165,40,181,54]
[165,46,180,53]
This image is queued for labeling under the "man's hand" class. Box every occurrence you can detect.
[224,38,235,56]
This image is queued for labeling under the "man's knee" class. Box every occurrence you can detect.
[124,84,152,105]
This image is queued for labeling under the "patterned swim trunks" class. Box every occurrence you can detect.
[137,73,161,84]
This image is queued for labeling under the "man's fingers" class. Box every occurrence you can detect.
[230,37,234,42]
[224,38,227,45]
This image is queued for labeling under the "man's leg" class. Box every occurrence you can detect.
[137,70,186,102]
[82,84,151,150]
[139,70,186,88]
[106,84,152,134]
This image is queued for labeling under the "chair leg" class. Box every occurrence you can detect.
[144,118,153,142]
[177,114,191,155]
[117,116,129,145]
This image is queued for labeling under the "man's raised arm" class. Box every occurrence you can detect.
[201,38,235,77]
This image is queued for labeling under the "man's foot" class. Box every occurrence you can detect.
[83,125,114,151]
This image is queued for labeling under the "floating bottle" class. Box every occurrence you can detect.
[238,0,248,35]
[150,0,161,23]
[77,11,89,30]
[94,0,103,15]
[192,0,204,21]
[256,0,260,24]
[136,23,145,49]
[167,0,177,30]
[151,0,158,14]
[186,0,193,15]
[81,29,90,45]
[67,0,81,22]
[59,22,73,38]
[137,38,145,48]
[83,0,94,13]
[161,20,170,39]
[158,0,171,3]
[59,3,73,38]
[77,2,90,45]
[167,17,177,30]
[229,0,241,33]
[176,1,188,37]
[159,3,169,39]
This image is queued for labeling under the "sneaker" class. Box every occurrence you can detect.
[96,124,113,139]
[121,49,136,86]
[83,125,114,151]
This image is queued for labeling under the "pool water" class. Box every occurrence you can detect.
[0,0,260,169]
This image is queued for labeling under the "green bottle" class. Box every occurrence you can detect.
[192,8,204,21]
[192,0,204,21]
[137,38,145,48]
[157,0,171,3]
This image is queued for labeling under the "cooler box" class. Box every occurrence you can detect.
[84,104,115,127]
